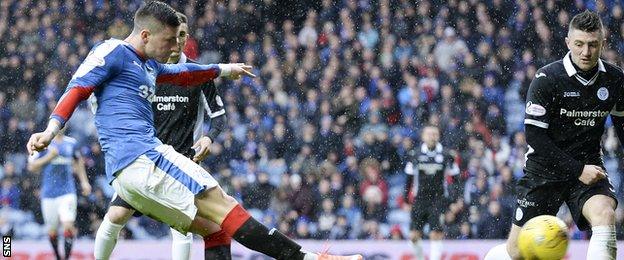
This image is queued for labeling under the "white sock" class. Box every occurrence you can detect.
[170,228,193,260]
[94,216,124,260]
[411,240,424,260]
[587,225,616,260]
[484,243,511,260]
[430,240,443,260]
[303,252,317,260]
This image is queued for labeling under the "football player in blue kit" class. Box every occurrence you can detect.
[27,1,361,260]
[28,129,91,260]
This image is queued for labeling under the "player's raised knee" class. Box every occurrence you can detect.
[106,206,134,225]
[589,206,616,226]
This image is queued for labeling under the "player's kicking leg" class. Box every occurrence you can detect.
[188,218,232,260]
[112,145,362,260]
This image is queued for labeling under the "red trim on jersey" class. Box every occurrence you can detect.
[219,204,251,237]
[52,86,95,123]
[156,69,219,87]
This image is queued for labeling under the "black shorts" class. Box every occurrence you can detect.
[109,194,143,217]
[410,197,445,232]
[513,172,617,231]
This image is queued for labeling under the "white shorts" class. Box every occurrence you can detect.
[111,145,218,233]
[41,193,77,232]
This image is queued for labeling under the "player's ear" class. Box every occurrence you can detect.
[564,37,570,49]
[140,30,151,44]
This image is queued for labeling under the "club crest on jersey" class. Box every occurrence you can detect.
[597,87,609,100]
[525,101,546,116]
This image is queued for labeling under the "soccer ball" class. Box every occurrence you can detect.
[517,215,569,260]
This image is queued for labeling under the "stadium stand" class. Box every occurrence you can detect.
[2,0,624,243]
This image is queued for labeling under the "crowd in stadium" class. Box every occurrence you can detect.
[2,0,624,242]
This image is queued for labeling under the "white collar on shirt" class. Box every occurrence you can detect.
[177,52,187,64]
[421,143,443,154]
[562,51,605,86]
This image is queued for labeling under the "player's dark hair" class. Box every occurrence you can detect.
[133,1,180,31]
[569,10,604,35]
[176,12,188,24]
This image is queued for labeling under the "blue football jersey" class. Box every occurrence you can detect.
[51,39,221,182]
[33,136,79,198]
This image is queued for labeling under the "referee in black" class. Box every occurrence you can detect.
[93,13,232,260]
[486,10,621,260]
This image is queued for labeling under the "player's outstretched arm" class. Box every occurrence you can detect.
[28,41,123,154]
[156,62,255,87]
[26,145,59,172]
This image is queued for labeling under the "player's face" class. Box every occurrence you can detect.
[169,23,189,62]
[145,25,179,63]
[565,28,604,71]
[422,127,440,147]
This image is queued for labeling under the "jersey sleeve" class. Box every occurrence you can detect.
[155,62,221,87]
[611,74,624,117]
[524,70,553,129]
[51,42,123,126]
[610,70,624,145]
[202,82,226,118]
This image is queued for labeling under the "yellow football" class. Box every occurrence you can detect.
[517,215,569,260]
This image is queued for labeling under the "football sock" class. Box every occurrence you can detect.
[587,225,616,260]
[411,239,424,260]
[94,216,124,260]
[203,229,232,260]
[63,230,74,260]
[49,233,62,260]
[430,240,443,260]
[171,228,193,260]
[220,204,305,260]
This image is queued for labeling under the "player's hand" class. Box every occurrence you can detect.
[80,181,92,196]
[221,63,256,80]
[192,136,213,162]
[27,131,55,155]
[579,165,607,185]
